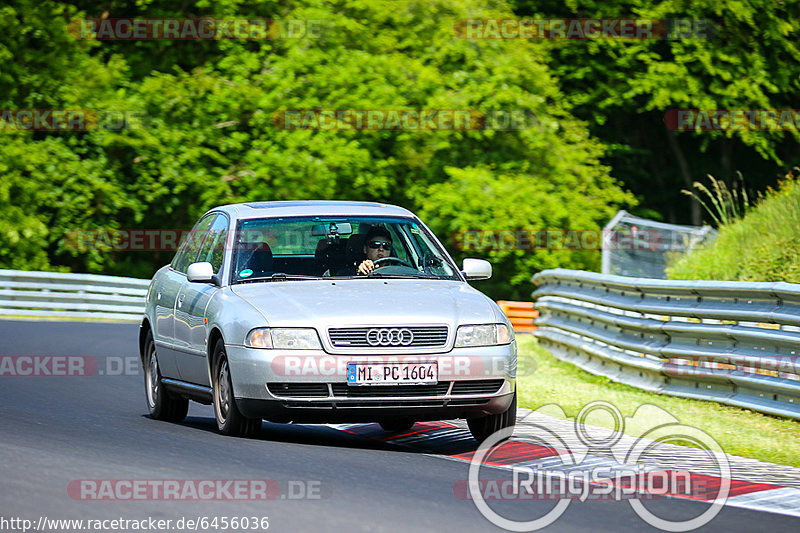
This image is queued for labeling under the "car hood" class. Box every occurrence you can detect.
[230,279,495,328]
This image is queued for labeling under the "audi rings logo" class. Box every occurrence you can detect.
[366,328,414,346]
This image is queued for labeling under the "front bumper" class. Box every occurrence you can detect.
[225,342,517,422]
[237,391,515,423]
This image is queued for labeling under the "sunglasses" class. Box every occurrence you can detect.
[367,240,392,250]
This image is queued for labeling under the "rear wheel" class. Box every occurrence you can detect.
[212,339,261,437]
[379,419,415,433]
[143,330,188,422]
[467,391,516,443]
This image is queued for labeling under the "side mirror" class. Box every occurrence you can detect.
[187,262,215,283]
[462,258,492,280]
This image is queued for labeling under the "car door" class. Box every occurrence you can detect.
[174,213,228,385]
[151,267,184,379]
[151,217,212,379]
[167,213,216,381]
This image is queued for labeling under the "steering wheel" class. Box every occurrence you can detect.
[371,256,413,270]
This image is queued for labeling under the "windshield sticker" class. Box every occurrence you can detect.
[239,269,253,278]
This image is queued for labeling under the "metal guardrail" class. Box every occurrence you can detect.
[0,269,149,321]
[532,269,800,419]
[6,267,800,419]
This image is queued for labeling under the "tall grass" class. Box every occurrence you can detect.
[681,172,755,227]
[667,169,800,282]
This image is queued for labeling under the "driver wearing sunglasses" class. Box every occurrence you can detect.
[358,227,394,275]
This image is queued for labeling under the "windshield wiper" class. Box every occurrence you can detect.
[236,272,322,283]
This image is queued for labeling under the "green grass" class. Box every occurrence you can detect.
[516,335,800,467]
[667,172,800,281]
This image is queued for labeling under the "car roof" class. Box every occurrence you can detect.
[208,200,416,220]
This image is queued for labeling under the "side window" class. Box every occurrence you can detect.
[172,214,216,274]
[197,215,229,274]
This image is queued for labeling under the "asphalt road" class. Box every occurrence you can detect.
[1,319,797,532]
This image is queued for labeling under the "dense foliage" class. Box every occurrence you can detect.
[2,0,799,298]
[512,0,800,224]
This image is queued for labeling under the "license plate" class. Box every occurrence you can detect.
[347,363,438,385]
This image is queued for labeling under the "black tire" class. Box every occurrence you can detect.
[379,419,415,433]
[143,330,189,422]
[212,339,261,438]
[467,391,517,443]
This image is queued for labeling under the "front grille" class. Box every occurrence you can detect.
[328,326,448,347]
[268,383,329,398]
[451,379,505,395]
[331,383,450,398]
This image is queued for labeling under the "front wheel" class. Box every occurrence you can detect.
[467,391,516,443]
[143,330,188,422]
[212,339,261,438]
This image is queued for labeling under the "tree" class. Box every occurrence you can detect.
[1,0,635,300]
[512,0,800,225]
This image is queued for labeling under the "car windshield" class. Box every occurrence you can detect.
[230,216,459,283]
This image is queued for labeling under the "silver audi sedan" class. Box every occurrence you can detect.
[139,201,517,441]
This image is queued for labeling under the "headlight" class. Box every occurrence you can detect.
[455,324,513,347]
[246,328,322,350]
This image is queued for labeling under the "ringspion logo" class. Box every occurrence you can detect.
[466,402,730,531]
